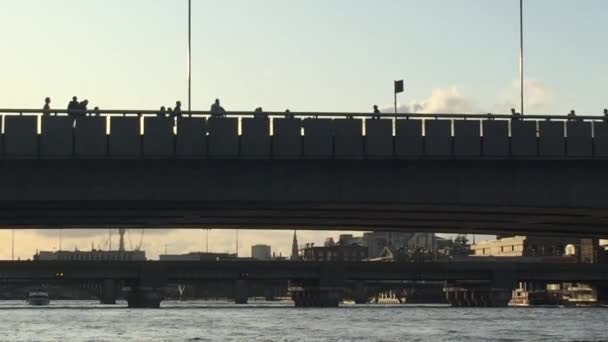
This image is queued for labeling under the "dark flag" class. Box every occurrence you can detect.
[394,80,404,94]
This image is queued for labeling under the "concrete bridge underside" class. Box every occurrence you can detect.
[1,159,607,236]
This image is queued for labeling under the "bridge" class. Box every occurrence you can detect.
[1,109,608,236]
[1,260,607,307]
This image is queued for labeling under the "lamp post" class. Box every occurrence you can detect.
[188,0,192,112]
[519,0,524,115]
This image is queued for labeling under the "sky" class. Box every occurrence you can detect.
[1,0,607,259]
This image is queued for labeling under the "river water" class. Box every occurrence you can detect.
[1,301,607,342]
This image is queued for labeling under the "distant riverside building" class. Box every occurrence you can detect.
[472,236,598,262]
[251,245,272,261]
[362,232,435,259]
[159,252,238,261]
[302,241,368,262]
[291,231,299,261]
[34,250,146,262]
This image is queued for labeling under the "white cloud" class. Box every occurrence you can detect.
[493,79,554,114]
[387,80,554,115]
[392,87,481,114]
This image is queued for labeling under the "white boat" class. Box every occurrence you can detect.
[27,291,50,306]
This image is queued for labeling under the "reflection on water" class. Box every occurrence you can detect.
[1,301,607,342]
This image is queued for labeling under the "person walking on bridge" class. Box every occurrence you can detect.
[78,99,89,117]
[42,97,51,117]
[67,96,79,118]
[373,105,381,119]
[210,99,226,117]
[173,101,183,118]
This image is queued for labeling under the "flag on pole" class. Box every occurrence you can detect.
[394,80,404,94]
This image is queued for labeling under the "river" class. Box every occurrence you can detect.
[0,301,607,341]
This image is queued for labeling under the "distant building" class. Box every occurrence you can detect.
[337,234,365,247]
[364,232,435,259]
[303,242,368,262]
[251,245,271,261]
[472,236,595,262]
[34,250,146,262]
[159,252,238,261]
[291,231,299,261]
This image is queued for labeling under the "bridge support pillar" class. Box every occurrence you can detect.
[289,265,345,308]
[446,281,514,308]
[125,286,163,309]
[595,283,608,305]
[234,279,248,305]
[125,264,167,308]
[488,269,516,307]
[290,286,344,308]
[352,282,369,304]
[100,279,118,305]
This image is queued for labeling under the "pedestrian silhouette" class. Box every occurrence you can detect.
[210,99,226,117]
[173,101,182,118]
[157,106,167,118]
[78,100,89,118]
[373,105,380,119]
[511,108,522,120]
[67,96,79,117]
[93,106,100,116]
[254,107,265,119]
[285,109,294,119]
[43,97,51,117]
[568,110,577,121]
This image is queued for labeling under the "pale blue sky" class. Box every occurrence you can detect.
[1,0,607,114]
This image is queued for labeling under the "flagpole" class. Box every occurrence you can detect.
[394,89,397,115]
[519,0,524,115]
[188,0,192,112]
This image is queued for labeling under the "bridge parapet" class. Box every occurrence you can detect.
[1,109,607,160]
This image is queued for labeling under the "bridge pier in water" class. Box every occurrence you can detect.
[124,264,167,308]
[234,279,249,305]
[352,282,369,304]
[125,286,163,309]
[100,279,118,305]
[289,266,345,308]
[595,283,608,305]
[289,284,344,308]
[445,272,516,308]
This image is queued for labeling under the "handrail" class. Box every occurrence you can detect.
[0,108,606,121]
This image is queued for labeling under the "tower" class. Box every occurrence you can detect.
[291,230,299,261]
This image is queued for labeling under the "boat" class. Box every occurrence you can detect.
[561,284,597,307]
[27,290,50,306]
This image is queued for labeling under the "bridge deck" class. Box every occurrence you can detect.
[1,261,606,283]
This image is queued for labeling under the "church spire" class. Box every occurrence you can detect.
[291,230,299,260]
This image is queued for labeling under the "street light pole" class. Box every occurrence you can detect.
[519,0,524,115]
[188,0,192,112]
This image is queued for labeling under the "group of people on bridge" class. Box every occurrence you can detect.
[40,97,608,121]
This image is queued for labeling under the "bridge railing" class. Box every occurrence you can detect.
[0,108,607,160]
